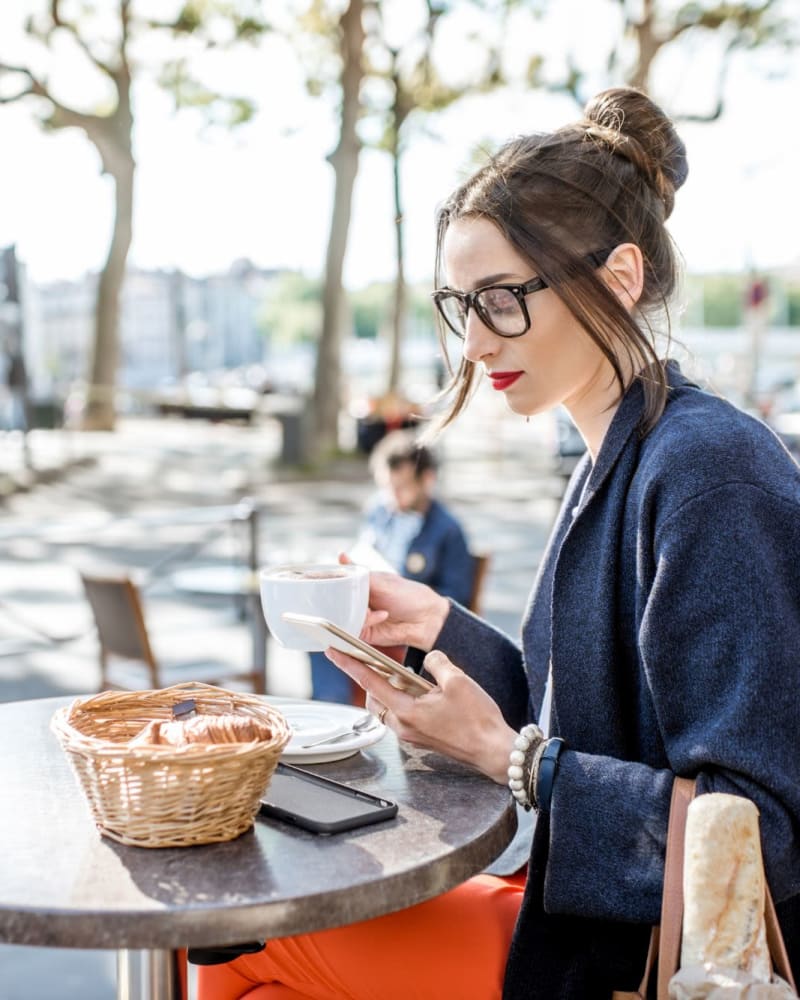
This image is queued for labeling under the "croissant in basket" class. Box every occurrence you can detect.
[130,714,276,747]
[50,682,292,848]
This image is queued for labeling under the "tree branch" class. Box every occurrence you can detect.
[119,0,132,76]
[0,69,28,102]
[674,36,736,122]
[667,0,780,44]
[48,0,117,79]
[665,20,698,44]
[0,64,50,103]
[0,62,107,134]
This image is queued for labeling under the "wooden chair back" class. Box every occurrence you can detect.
[79,572,160,689]
[468,552,491,615]
[79,569,266,693]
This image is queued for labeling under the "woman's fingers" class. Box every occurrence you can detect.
[325,648,405,707]
[421,649,459,682]
[363,608,389,628]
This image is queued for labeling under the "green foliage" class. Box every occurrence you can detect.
[685,272,800,328]
[696,274,744,327]
[165,1,270,42]
[785,285,800,327]
[675,1,789,45]
[349,280,438,340]
[351,284,392,339]
[157,61,257,123]
[259,272,322,347]
[682,274,706,327]
[171,3,205,34]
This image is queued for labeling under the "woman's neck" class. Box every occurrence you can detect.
[565,358,634,462]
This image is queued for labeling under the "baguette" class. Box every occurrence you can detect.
[680,792,771,982]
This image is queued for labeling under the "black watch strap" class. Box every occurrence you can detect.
[535,737,565,813]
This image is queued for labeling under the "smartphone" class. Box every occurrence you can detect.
[259,762,398,834]
[280,612,434,696]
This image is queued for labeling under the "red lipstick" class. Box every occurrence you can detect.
[488,371,523,391]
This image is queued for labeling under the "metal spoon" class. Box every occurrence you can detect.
[301,714,378,749]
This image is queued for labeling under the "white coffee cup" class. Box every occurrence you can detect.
[259,563,369,651]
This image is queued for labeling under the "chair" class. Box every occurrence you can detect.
[79,570,265,693]
[468,551,491,615]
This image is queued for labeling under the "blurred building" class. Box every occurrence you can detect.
[24,259,280,402]
[1,245,28,429]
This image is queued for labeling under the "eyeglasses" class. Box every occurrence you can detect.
[431,249,613,340]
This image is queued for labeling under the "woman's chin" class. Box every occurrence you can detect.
[504,396,534,419]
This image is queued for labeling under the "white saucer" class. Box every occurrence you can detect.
[264,697,386,765]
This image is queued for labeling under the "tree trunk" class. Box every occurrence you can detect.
[628,0,658,93]
[310,0,365,460]
[83,157,134,430]
[387,133,405,395]
[170,269,188,380]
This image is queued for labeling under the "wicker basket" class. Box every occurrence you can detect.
[51,682,292,848]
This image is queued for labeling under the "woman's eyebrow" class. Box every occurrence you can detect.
[448,272,520,291]
[476,272,517,286]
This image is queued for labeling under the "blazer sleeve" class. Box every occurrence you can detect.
[544,481,800,923]
[430,602,531,731]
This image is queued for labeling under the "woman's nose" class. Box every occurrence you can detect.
[462,309,498,365]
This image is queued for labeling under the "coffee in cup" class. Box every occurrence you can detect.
[259,562,369,651]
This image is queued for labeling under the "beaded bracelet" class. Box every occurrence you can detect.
[507,723,543,812]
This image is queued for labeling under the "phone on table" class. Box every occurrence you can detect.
[259,762,398,834]
[280,612,434,696]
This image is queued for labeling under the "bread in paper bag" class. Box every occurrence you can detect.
[680,792,771,983]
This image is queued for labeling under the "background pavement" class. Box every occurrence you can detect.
[0,389,566,999]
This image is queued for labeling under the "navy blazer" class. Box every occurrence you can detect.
[365,498,475,606]
[435,365,800,998]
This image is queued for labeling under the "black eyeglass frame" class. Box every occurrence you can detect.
[431,249,614,340]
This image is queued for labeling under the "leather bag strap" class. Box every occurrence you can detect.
[613,779,696,1000]
[766,883,797,990]
[656,776,696,999]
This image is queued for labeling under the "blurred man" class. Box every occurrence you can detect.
[311,429,475,703]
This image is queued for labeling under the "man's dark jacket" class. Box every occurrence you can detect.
[365,498,475,606]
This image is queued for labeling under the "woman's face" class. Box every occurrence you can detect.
[441,216,611,423]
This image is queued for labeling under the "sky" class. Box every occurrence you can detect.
[0,0,798,291]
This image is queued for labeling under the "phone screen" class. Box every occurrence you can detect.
[259,764,398,834]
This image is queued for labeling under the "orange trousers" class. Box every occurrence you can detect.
[196,868,526,1000]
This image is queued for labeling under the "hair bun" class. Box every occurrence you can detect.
[582,87,688,218]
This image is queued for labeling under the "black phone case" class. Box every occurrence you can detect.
[259,762,398,834]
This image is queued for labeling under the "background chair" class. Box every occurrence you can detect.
[468,551,491,615]
[79,569,265,693]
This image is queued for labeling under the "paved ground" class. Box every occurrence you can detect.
[0,390,565,999]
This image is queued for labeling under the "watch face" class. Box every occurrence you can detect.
[405,552,426,575]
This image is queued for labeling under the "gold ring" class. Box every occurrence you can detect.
[378,706,388,725]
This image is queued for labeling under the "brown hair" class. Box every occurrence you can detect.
[432,87,688,435]
[369,428,438,480]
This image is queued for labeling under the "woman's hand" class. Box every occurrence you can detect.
[325,646,517,785]
[359,571,450,653]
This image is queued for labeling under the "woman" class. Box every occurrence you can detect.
[200,87,800,999]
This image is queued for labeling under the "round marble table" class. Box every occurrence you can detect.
[0,696,516,1000]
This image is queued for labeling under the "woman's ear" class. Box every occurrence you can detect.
[601,243,644,310]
